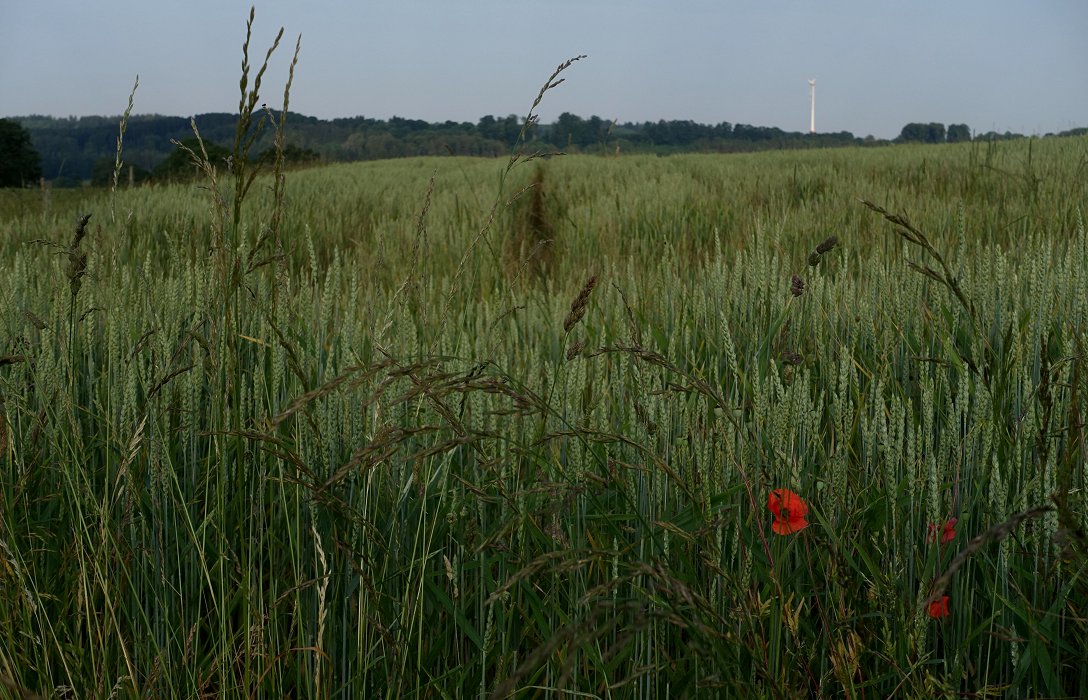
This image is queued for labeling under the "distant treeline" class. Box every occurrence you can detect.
[13,111,1085,185]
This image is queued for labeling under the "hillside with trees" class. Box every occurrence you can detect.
[6,110,1074,186]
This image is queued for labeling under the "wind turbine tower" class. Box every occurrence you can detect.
[808,79,816,134]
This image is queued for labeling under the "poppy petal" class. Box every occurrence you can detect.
[768,489,810,535]
[768,488,808,518]
[941,518,957,545]
[772,513,809,535]
[927,595,951,619]
[767,490,785,517]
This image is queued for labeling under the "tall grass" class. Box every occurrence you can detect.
[1,17,1087,698]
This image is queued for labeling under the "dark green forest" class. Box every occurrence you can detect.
[9,110,1076,185]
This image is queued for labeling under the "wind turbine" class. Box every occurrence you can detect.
[808,79,816,134]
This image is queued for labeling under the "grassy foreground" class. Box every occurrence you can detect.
[2,120,1088,697]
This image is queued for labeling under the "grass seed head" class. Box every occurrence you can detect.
[65,214,92,300]
[816,235,839,254]
[563,274,598,333]
[23,310,46,331]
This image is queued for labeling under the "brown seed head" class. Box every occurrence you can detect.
[790,274,805,297]
[815,236,839,254]
[69,213,91,249]
[66,214,92,299]
[563,275,598,333]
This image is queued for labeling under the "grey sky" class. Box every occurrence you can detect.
[1,1,1085,139]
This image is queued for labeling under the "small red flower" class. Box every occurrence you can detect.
[767,488,809,535]
[927,518,958,545]
[927,595,951,619]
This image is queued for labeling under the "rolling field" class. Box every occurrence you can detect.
[1,134,1087,698]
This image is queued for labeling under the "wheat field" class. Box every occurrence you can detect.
[2,105,1087,698]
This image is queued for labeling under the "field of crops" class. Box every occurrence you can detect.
[1,132,1087,697]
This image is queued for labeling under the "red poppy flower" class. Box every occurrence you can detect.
[927,518,957,545]
[927,595,951,619]
[767,488,809,535]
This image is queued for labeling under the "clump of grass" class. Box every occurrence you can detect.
[429,53,584,357]
[504,163,556,281]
